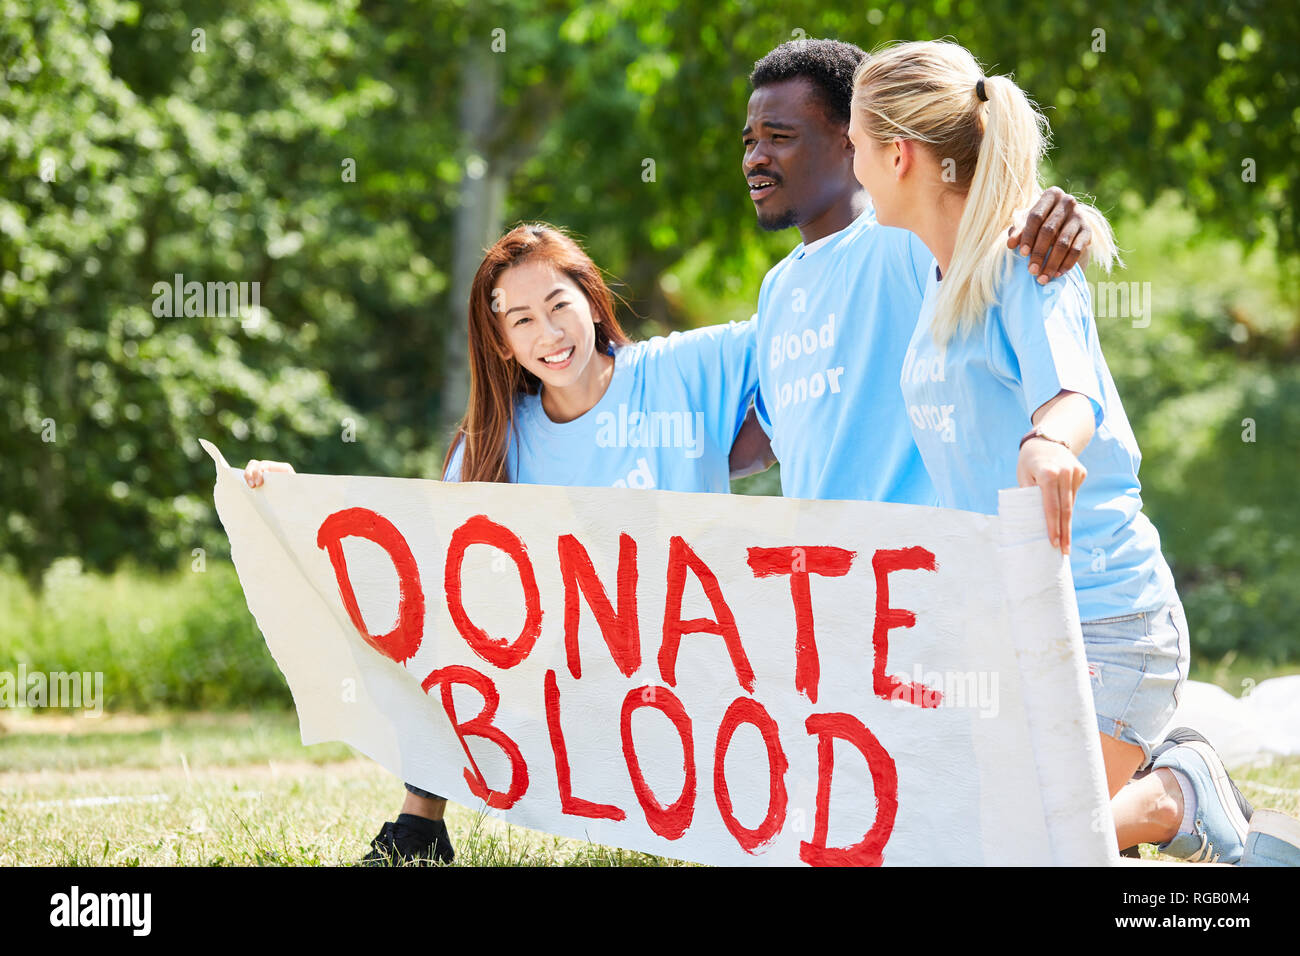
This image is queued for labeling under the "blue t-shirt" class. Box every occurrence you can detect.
[900,256,1177,621]
[754,207,938,504]
[446,319,758,492]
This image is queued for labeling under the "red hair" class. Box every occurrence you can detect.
[443,223,632,483]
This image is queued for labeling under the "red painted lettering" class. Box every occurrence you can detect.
[713,696,789,853]
[544,669,626,821]
[871,547,942,708]
[747,546,856,703]
[620,685,696,840]
[557,533,640,679]
[659,536,754,693]
[316,507,425,664]
[422,664,528,809]
[444,515,542,669]
[800,713,898,866]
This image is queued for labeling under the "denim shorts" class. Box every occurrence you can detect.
[1081,601,1190,765]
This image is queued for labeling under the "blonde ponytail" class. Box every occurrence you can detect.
[852,41,1119,347]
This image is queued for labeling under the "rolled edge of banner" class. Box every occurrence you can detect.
[197,438,230,471]
[996,485,1048,548]
[997,485,1119,866]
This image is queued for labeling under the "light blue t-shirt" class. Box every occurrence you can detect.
[446,320,758,492]
[900,255,1177,621]
[754,207,938,504]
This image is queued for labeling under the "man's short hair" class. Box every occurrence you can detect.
[748,39,868,127]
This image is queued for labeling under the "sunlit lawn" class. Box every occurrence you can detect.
[0,711,686,867]
[2,706,1294,867]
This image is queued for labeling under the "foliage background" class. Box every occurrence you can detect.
[2,0,1297,707]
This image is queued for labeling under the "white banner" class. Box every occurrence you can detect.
[201,439,1116,866]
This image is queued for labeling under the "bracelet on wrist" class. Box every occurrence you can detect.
[1019,426,1072,451]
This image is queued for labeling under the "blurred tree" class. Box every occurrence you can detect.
[1,0,439,584]
[2,0,1297,666]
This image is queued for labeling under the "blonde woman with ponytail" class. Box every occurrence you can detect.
[849,40,1255,864]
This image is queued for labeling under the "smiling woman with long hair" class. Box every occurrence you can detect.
[243,221,766,864]
[437,223,764,492]
[449,224,632,483]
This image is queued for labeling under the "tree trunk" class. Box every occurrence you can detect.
[440,44,506,435]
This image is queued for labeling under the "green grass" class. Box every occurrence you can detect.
[0,711,687,867]
[1,710,1294,866]
[0,712,351,774]
[0,562,294,712]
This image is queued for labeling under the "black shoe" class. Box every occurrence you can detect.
[361,815,455,866]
